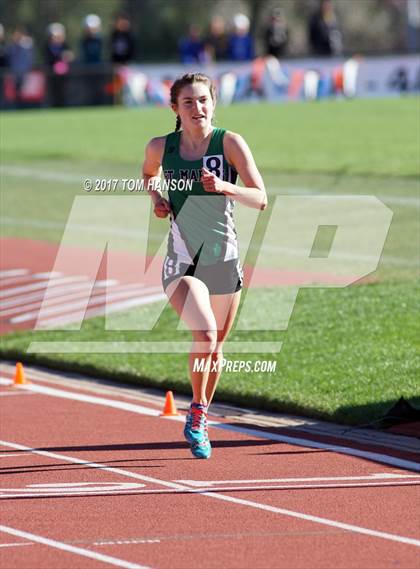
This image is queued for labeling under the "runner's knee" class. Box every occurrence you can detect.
[192,329,218,353]
[214,342,224,357]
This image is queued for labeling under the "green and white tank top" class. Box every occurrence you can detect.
[162,127,239,266]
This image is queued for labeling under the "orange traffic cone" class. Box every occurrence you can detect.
[14,362,30,385]
[160,391,179,416]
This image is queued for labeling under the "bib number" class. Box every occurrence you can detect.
[203,155,223,178]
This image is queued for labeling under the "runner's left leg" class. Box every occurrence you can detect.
[206,290,242,407]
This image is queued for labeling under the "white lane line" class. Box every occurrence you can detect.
[207,421,420,472]
[39,293,166,328]
[3,365,418,454]
[0,489,175,498]
[5,380,420,472]
[176,473,420,486]
[0,439,186,489]
[0,269,29,278]
[1,440,419,548]
[0,269,29,284]
[0,392,35,397]
[5,383,160,416]
[0,272,64,289]
[1,480,419,499]
[0,539,159,547]
[0,482,145,495]
[0,525,151,569]
[0,281,95,309]
[0,453,29,457]
[1,287,99,317]
[11,285,163,324]
[33,272,63,279]
[23,482,145,489]
[0,271,63,288]
[0,272,64,288]
[0,282,146,318]
[0,279,119,312]
[198,492,420,547]
[0,277,33,287]
[0,276,89,298]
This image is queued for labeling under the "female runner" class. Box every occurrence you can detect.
[143,73,266,459]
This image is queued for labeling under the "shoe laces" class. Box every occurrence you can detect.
[191,406,207,431]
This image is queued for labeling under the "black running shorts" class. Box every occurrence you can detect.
[162,255,243,295]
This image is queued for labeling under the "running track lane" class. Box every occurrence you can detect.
[0,374,419,569]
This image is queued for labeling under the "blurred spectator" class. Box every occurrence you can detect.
[81,14,103,64]
[0,24,6,108]
[0,23,7,67]
[178,25,205,64]
[7,26,34,106]
[308,0,342,56]
[45,23,73,107]
[81,14,105,105]
[407,0,420,53]
[227,13,254,61]
[110,13,135,63]
[204,16,228,62]
[45,22,73,71]
[263,8,289,58]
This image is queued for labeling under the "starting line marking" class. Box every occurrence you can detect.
[0,482,145,497]
[1,440,419,548]
[0,453,31,457]
[0,269,30,278]
[1,480,419,499]
[0,539,161,548]
[0,524,152,569]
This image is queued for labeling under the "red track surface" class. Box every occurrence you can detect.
[0,367,419,569]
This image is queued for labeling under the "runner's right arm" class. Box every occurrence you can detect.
[142,137,171,218]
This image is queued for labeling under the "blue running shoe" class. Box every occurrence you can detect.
[191,435,212,459]
[184,403,207,444]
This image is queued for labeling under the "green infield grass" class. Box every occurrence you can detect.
[1,97,419,425]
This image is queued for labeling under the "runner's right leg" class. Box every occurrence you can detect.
[165,276,216,458]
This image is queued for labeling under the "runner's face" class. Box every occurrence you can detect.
[174,83,214,130]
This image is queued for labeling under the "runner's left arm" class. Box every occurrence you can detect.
[201,132,267,210]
